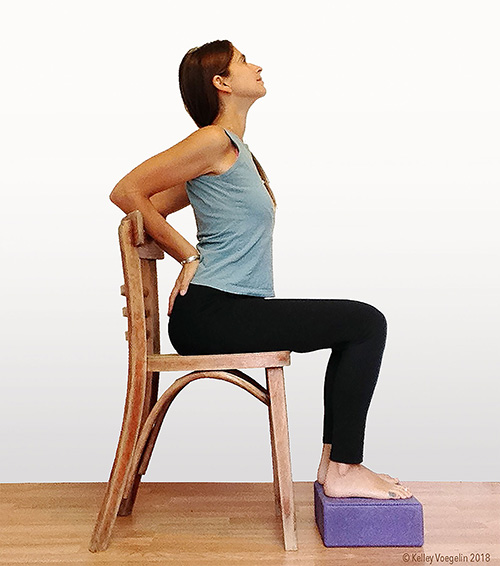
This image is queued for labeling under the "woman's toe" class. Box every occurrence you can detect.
[379,473,400,484]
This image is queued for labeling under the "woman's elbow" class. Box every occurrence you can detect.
[109,184,135,214]
[110,179,127,202]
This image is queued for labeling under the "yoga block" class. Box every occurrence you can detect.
[314,481,424,547]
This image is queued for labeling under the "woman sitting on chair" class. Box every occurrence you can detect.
[109,39,412,500]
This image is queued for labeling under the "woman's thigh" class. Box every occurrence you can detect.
[226,296,386,353]
[169,284,386,355]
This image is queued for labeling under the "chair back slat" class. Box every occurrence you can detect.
[140,259,161,355]
[119,217,147,365]
[138,239,164,260]
[128,210,145,246]
[119,211,163,360]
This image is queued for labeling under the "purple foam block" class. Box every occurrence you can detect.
[314,480,424,547]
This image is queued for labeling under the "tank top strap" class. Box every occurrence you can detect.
[222,129,240,156]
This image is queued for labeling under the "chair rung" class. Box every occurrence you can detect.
[123,307,149,318]
[147,351,291,372]
[125,330,150,341]
[124,283,149,298]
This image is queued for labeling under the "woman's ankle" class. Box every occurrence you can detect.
[328,460,359,476]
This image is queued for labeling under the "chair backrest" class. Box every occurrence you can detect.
[119,210,164,359]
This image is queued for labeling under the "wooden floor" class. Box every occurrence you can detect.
[1,481,499,565]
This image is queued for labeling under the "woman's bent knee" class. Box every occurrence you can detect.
[361,302,387,338]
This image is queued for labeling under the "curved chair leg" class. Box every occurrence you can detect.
[135,368,268,481]
[118,371,159,517]
[118,474,142,516]
[118,259,162,516]
[120,369,270,499]
[89,368,148,552]
[266,367,298,551]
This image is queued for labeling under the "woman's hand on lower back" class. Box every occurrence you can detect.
[168,260,200,316]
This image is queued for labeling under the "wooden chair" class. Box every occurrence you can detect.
[89,210,298,552]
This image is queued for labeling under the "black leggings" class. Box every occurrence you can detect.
[168,283,387,464]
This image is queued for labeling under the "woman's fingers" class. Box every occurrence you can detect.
[168,288,178,316]
[167,261,199,315]
[178,272,189,297]
[168,278,183,315]
[179,261,199,295]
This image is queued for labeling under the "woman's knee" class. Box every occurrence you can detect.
[359,302,387,338]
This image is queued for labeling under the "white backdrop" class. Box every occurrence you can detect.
[1,1,498,483]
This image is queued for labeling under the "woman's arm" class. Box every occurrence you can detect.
[110,125,232,314]
[109,125,231,262]
[111,182,193,259]
[149,183,190,218]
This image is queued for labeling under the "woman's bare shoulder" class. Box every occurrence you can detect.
[110,125,232,201]
[185,124,231,149]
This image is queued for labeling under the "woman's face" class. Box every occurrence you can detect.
[223,47,266,100]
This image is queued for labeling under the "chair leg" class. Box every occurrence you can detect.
[118,473,142,516]
[118,371,159,516]
[89,370,148,552]
[266,367,298,551]
[267,398,282,517]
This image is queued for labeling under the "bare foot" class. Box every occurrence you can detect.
[317,445,400,485]
[323,461,413,499]
[378,472,401,484]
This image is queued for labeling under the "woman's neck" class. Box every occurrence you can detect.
[212,104,250,140]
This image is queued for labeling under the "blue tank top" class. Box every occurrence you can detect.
[185,128,275,297]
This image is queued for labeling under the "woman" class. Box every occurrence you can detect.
[110,39,412,500]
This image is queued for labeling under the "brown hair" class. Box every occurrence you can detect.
[179,40,276,207]
[179,39,233,128]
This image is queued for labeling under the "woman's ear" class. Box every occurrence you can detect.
[212,75,232,93]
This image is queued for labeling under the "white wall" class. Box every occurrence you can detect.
[1,0,498,483]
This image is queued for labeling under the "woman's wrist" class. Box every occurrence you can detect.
[180,253,200,265]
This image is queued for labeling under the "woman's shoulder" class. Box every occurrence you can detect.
[183,126,237,180]
[186,124,232,150]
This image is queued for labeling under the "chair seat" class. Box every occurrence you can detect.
[147,351,291,372]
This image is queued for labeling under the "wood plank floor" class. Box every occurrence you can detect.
[1,481,499,565]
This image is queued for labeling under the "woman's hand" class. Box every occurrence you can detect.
[168,260,200,316]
